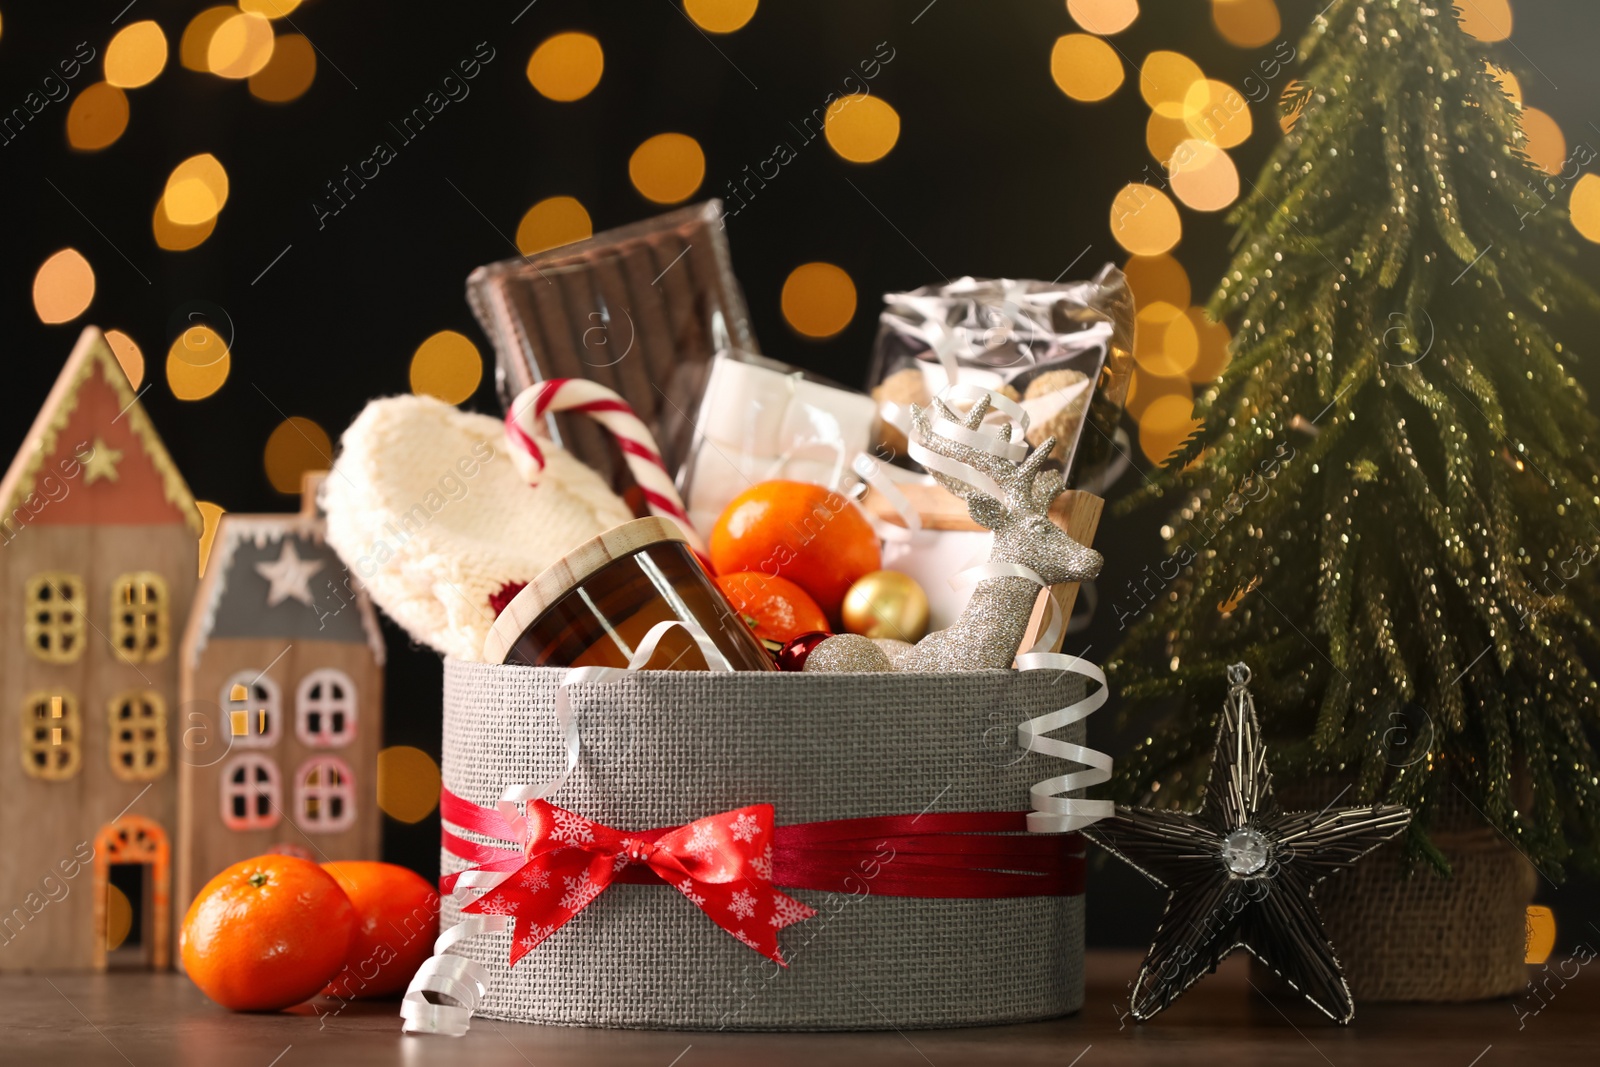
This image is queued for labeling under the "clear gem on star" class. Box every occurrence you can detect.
[1220,827,1269,875]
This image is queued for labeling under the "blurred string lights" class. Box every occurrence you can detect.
[21,0,1600,493]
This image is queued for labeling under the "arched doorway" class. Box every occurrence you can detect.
[93,816,170,971]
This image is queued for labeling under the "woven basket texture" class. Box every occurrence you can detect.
[441,660,1089,1030]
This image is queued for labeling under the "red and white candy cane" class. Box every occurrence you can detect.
[505,379,705,551]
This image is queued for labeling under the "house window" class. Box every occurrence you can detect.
[296,757,356,832]
[24,573,85,664]
[108,691,168,781]
[221,754,280,830]
[20,691,80,780]
[221,672,280,747]
[111,572,169,664]
[295,669,356,748]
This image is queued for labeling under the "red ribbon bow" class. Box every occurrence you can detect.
[462,800,816,966]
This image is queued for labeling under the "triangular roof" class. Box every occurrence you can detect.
[0,326,201,534]
[185,511,386,668]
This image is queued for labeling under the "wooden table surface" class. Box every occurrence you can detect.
[0,950,1584,1066]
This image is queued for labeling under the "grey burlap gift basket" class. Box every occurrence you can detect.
[433,661,1090,1031]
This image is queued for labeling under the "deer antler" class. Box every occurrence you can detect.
[911,394,1066,514]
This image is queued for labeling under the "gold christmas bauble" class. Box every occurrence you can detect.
[841,569,930,642]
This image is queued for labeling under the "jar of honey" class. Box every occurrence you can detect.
[483,517,776,671]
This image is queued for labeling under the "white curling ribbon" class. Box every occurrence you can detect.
[402,620,733,1037]
[939,382,1031,437]
[853,451,924,544]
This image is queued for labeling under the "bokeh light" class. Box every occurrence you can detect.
[1125,368,1192,421]
[410,330,484,405]
[1138,392,1202,465]
[1068,0,1139,35]
[1146,112,1190,167]
[685,0,759,34]
[33,249,95,324]
[526,32,604,102]
[197,501,227,577]
[781,262,857,339]
[1211,0,1281,48]
[1487,63,1522,106]
[1124,253,1191,310]
[1185,306,1232,382]
[1518,107,1565,176]
[377,745,443,823]
[1134,301,1200,377]
[249,33,316,102]
[208,11,276,79]
[1572,173,1600,243]
[1051,34,1124,102]
[264,417,333,494]
[166,326,231,400]
[823,93,901,163]
[1110,183,1182,255]
[1169,139,1240,211]
[629,133,706,203]
[1278,79,1307,133]
[181,7,236,72]
[163,153,230,226]
[516,195,593,254]
[240,0,304,16]
[1183,79,1252,148]
[1457,0,1512,41]
[66,83,129,151]
[104,329,145,390]
[1525,905,1556,965]
[153,197,218,251]
[104,884,133,951]
[105,20,168,89]
[1140,51,1204,119]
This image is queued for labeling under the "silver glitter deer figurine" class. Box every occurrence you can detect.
[804,394,1104,673]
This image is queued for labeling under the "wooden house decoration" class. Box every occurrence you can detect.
[177,485,385,915]
[0,327,200,972]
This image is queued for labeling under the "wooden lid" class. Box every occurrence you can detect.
[482,516,689,664]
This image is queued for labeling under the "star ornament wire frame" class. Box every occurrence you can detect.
[1084,663,1413,1024]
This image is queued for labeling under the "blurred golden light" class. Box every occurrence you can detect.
[1572,173,1600,243]
[264,417,333,494]
[163,153,230,225]
[1146,112,1190,167]
[377,745,443,823]
[1139,393,1201,465]
[32,248,95,325]
[685,0,759,33]
[1518,107,1565,176]
[1140,51,1204,119]
[1170,139,1240,211]
[781,262,857,339]
[1525,905,1556,965]
[197,501,227,577]
[1211,0,1281,48]
[410,330,484,405]
[1068,0,1139,35]
[208,11,275,79]
[1183,79,1252,148]
[240,0,303,16]
[1051,34,1124,102]
[104,329,145,390]
[1124,253,1191,310]
[105,20,168,89]
[1110,183,1182,255]
[1487,63,1522,107]
[1185,306,1232,382]
[249,33,316,102]
[152,197,218,251]
[166,326,231,400]
[1125,368,1192,420]
[629,133,706,204]
[1278,79,1307,133]
[1457,0,1512,41]
[1135,301,1200,377]
[66,82,129,151]
[516,195,593,255]
[526,32,604,102]
[104,884,133,951]
[824,93,901,163]
[181,7,236,72]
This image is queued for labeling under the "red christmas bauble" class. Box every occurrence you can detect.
[776,631,831,672]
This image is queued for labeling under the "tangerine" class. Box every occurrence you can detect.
[181,855,355,1012]
[715,572,831,643]
[709,480,881,623]
[321,861,440,999]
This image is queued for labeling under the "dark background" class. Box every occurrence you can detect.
[2,0,1597,949]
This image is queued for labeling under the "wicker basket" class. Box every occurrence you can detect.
[439,660,1088,1030]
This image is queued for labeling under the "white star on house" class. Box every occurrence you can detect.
[255,540,325,607]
